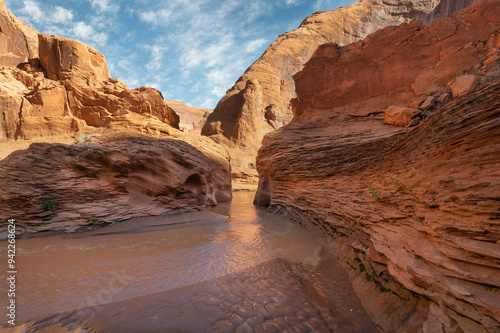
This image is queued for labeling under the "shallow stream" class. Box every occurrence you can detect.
[0,189,377,332]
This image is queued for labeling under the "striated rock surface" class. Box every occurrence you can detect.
[0,0,38,67]
[166,100,213,134]
[0,135,231,236]
[0,1,232,238]
[0,29,181,155]
[202,0,477,179]
[255,1,500,331]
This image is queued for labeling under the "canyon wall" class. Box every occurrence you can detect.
[202,0,477,179]
[0,0,38,67]
[166,100,213,134]
[0,1,232,237]
[255,0,500,331]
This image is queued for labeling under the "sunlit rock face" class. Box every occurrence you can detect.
[0,135,232,236]
[202,0,477,180]
[0,0,38,67]
[166,100,213,134]
[255,1,500,331]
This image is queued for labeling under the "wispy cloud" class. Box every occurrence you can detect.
[8,0,358,108]
[146,44,168,71]
[245,38,268,53]
[52,7,74,24]
[73,21,108,46]
[20,0,43,23]
[89,0,119,14]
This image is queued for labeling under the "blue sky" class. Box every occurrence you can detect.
[5,0,356,109]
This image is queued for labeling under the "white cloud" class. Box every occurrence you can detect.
[245,38,267,53]
[146,44,168,72]
[90,0,118,14]
[73,21,108,46]
[138,9,172,26]
[20,0,43,23]
[285,0,302,6]
[52,7,74,24]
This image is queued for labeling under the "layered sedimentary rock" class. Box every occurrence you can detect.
[0,33,180,145]
[0,135,231,235]
[0,2,232,236]
[166,100,212,134]
[0,0,38,67]
[255,1,500,331]
[202,0,477,179]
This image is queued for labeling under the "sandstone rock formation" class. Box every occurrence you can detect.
[38,33,110,83]
[255,1,500,331]
[0,0,38,67]
[0,1,232,237]
[202,0,478,179]
[166,100,212,134]
[0,135,231,236]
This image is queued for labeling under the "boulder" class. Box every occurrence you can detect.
[385,106,421,127]
[0,135,232,236]
[419,96,436,111]
[451,75,481,97]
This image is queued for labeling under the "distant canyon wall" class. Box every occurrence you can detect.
[202,0,477,179]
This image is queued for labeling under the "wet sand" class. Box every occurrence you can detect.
[0,188,378,332]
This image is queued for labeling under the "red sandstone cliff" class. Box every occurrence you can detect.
[0,1,231,237]
[255,0,500,331]
[202,0,478,179]
[0,0,38,67]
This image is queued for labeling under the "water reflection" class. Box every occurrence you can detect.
[0,188,377,332]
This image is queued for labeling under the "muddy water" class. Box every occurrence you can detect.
[1,189,377,332]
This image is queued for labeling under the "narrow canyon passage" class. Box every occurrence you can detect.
[1,189,378,332]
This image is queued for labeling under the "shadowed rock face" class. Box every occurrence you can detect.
[202,0,477,179]
[0,135,232,236]
[255,1,500,331]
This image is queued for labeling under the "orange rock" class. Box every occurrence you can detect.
[385,106,421,127]
[255,1,500,331]
[293,4,497,118]
[419,95,436,111]
[0,0,38,66]
[0,135,232,235]
[166,100,212,134]
[38,34,110,84]
[451,75,481,97]
[203,0,478,178]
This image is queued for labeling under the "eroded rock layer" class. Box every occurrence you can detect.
[255,1,500,331]
[166,100,213,134]
[0,0,38,67]
[202,0,477,179]
[0,135,231,235]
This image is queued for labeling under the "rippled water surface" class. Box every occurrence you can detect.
[0,189,377,332]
